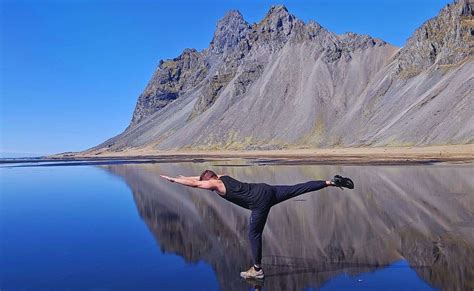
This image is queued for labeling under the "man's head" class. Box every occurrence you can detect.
[200,169,218,181]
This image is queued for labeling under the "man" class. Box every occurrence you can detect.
[160,170,354,279]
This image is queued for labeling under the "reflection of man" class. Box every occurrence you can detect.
[160,170,354,279]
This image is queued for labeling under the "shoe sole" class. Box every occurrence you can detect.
[240,273,264,279]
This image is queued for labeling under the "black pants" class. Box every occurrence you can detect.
[249,180,327,265]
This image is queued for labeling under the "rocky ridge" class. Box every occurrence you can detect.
[397,0,473,77]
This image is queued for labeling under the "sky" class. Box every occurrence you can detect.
[0,0,451,157]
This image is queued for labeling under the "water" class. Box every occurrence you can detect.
[1,160,473,290]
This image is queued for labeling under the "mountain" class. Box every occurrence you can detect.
[89,0,473,154]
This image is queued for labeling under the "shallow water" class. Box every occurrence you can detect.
[1,161,473,290]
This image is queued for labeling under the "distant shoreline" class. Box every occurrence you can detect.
[2,145,473,166]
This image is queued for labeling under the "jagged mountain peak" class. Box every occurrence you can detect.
[259,4,296,32]
[220,9,245,24]
[266,5,289,16]
[210,9,250,54]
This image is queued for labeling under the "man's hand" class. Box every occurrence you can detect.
[160,175,175,183]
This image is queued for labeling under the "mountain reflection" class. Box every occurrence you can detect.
[101,162,474,290]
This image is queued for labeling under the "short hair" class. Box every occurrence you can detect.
[200,169,218,181]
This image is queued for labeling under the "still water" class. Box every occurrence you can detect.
[1,160,473,290]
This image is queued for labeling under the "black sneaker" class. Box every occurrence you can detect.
[331,175,354,189]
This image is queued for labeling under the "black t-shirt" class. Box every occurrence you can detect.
[218,176,274,210]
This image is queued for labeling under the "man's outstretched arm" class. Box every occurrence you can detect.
[177,175,201,181]
[160,175,216,190]
[177,174,226,180]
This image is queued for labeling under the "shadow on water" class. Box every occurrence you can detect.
[100,162,474,290]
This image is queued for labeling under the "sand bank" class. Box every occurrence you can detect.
[46,144,474,165]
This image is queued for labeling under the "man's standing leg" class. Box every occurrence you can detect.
[240,207,269,279]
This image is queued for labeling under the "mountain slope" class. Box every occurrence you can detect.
[89,0,473,154]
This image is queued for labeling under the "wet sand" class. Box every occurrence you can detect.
[14,144,474,165]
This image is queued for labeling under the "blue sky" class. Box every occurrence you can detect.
[1,0,451,157]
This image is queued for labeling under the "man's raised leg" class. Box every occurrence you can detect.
[272,180,330,205]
